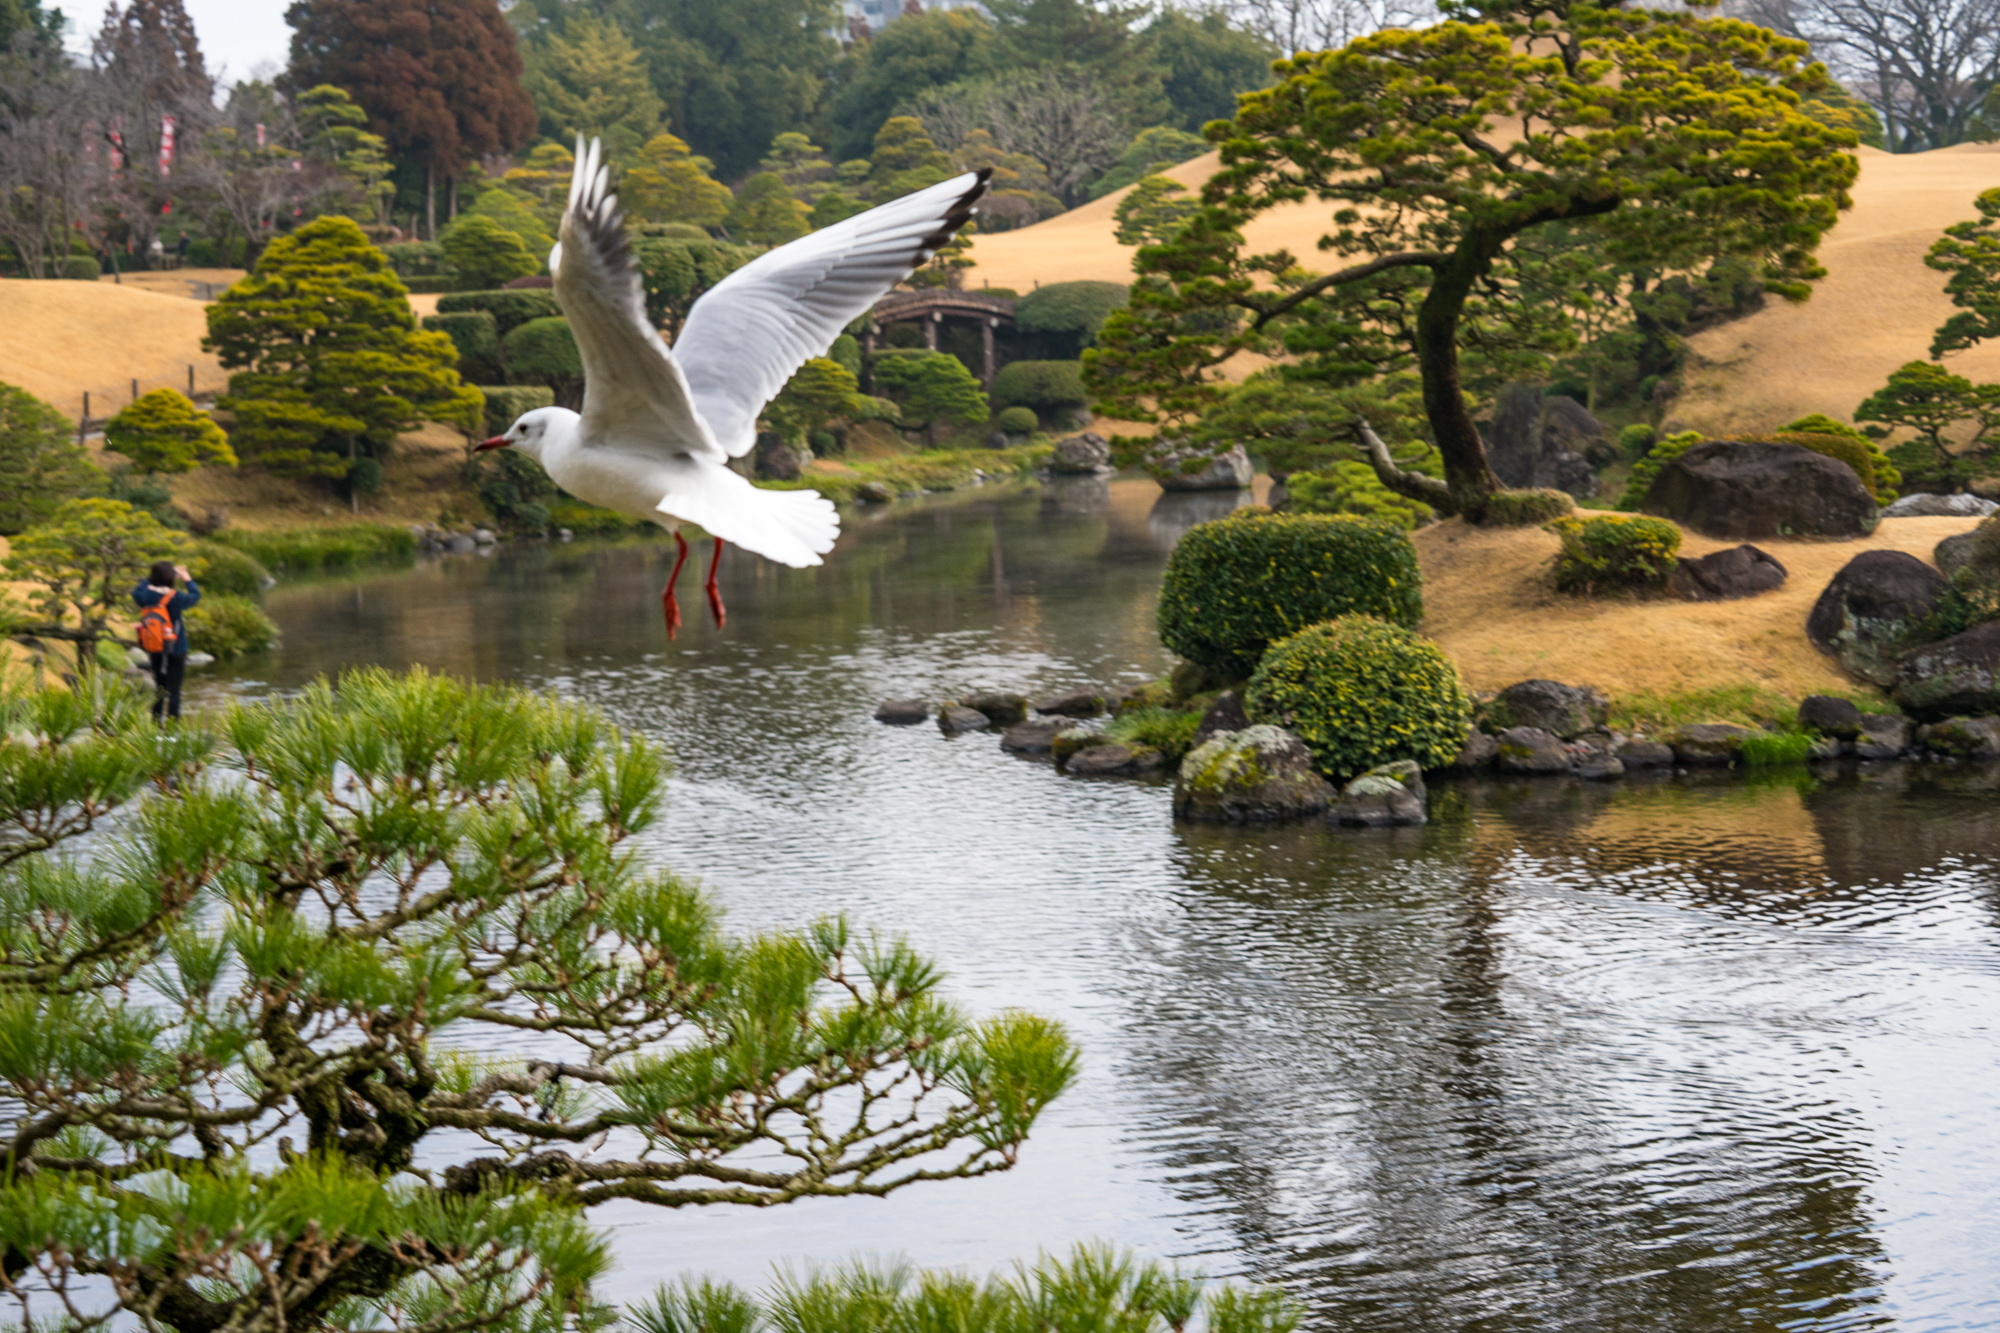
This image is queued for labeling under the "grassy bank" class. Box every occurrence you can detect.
[765,442,1053,503]
[211,524,417,576]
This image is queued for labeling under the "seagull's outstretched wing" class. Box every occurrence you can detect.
[554,137,727,465]
[675,169,991,459]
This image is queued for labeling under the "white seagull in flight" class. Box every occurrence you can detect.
[480,136,990,636]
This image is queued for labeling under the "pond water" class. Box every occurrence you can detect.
[193,479,2000,1332]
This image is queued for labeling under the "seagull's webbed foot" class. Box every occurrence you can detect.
[662,532,690,639]
[705,538,727,630]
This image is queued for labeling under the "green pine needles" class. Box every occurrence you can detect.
[0,669,1079,1333]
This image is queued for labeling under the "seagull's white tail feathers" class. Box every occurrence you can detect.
[654,460,839,569]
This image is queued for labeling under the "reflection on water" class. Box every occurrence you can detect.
[201,480,2000,1331]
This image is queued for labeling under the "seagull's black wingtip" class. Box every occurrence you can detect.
[916,168,993,262]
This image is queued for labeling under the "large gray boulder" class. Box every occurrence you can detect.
[1918,715,2000,758]
[1667,723,1753,765]
[1643,440,1877,539]
[1146,441,1253,492]
[874,699,929,725]
[1895,621,2000,719]
[753,432,810,481]
[1495,726,1572,773]
[959,692,1028,726]
[1484,385,1605,498]
[1807,551,1945,687]
[1666,544,1787,602]
[1880,492,1998,518]
[1330,760,1427,827]
[1936,531,1980,579]
[1486,679,1609,739]
[1797,694,1863,739]
[1049,431,1112,474]
[1035,687,1106,718]
[1173,725,1336,823]
[1853,713,1913,759]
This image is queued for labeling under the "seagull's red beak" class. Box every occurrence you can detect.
[476,435,508,452]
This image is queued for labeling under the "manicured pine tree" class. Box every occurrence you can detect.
[0,383,104,534]
[439,212,539,291]
[103,388,237,475]
[283,0,536,238]
[204,215,483,485]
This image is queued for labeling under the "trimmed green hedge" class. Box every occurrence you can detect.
[1245,615,1472,780]
[184,593,278,659]
[993,360,1087,412]
[502,317,581,378]
[478,384,556,435]
[1282,462,1435,529]
[435,288,560,335]
[1480,488,1573,527]
[62,256,100,281]
[1157,512,1424,678]
[995,405,1038,434]
[1547,513,1682,593]
[422,311,500,381]
[187,540,271,599]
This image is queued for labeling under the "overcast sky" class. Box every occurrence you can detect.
[65,0,295,87]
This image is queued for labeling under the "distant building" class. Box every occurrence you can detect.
[840,0,988,42]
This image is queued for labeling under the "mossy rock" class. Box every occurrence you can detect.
[1172,724,1335,823]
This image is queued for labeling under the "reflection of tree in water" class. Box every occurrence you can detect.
[1117,788,1895,1331]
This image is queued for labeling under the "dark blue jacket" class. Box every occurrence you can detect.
[132,580,201,658]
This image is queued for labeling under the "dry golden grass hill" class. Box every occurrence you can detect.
[0,275,235,422]
[969,142,2000,442]
[1679,142,2000,434]
[968,150,1345,292]
[1415,514,1980,701]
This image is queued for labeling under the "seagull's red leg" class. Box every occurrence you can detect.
[662,532,689,639]
[705,538,727,629]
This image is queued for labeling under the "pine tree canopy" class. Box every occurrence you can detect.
[0,668,1079,1333]
[1086,1,1861,519]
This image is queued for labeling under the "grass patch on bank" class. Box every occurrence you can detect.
[762,443,1053,503]
[1104,706,1203,763]
[1738,732,1816,767]
[1607,683,1799,733]
[213,524,417,577]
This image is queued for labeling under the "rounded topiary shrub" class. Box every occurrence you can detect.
[63,256,101,281]
[1479,488,1574,527]
[184,593,278,659]
[995,405,1038,434]
[1157,512,1424,678]
[1546,512,1682,593]
[188,541,271,598]
[1245,615,1472,780]
[993,360,1087,413]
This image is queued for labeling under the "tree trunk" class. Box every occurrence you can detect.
[448,173,458,223]
[1414,239,1504,519]
[425,162,436,241]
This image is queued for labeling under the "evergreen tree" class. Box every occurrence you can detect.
[521,10,662,155]
[204,216,483,483]
[823,7,997,163]
[1088,3,1861,518]
[1855,361,2000,492]
[622,132,733,230]
[723,172,809,245]
[297,83,397,229]
[0,384,104,535]
[1141,8,1278,133]
[2,498,188,673]
[872,350,989,443]
[284,0,537,238]
[633,232,758,339]
[103,389,237,475]
[440,212,540,290]
[0,667,1079,1333]
[868,115,952,201]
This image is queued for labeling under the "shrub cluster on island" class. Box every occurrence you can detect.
[874,505,2000,831]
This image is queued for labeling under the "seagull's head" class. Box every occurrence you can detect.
[477,407,573,462]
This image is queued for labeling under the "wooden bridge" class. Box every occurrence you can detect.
[865,289,1017,393]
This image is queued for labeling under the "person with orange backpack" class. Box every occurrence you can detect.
[132,560,200,720]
